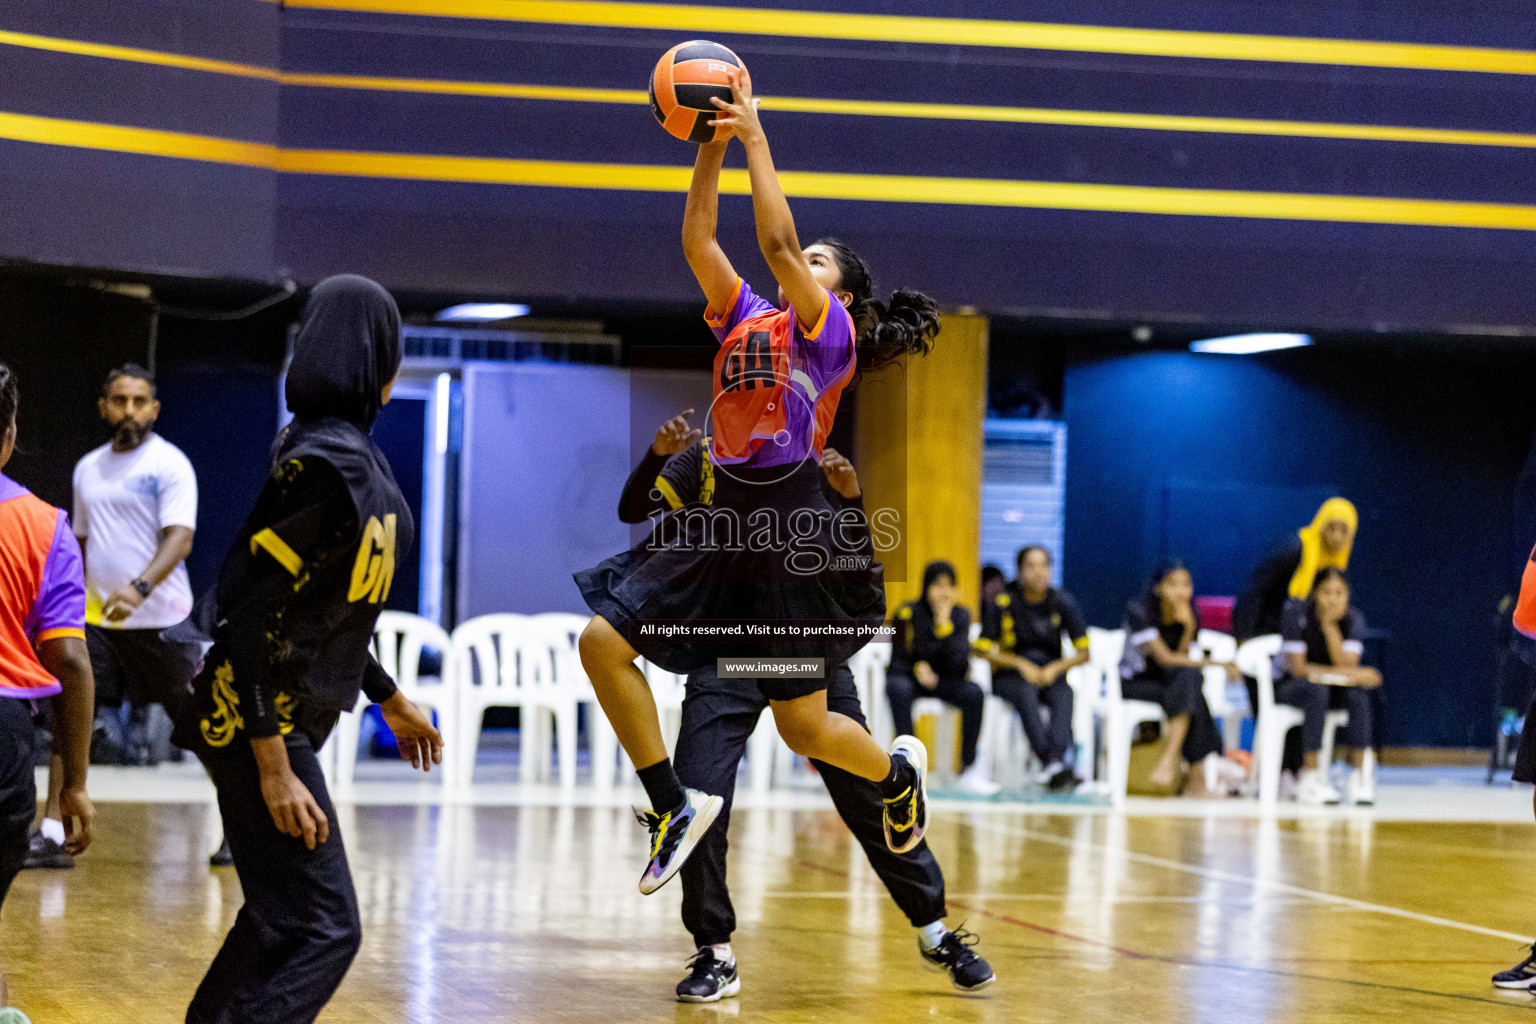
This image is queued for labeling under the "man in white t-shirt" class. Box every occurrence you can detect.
[28,364,199,868]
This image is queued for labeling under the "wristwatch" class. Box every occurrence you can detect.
[131,578,153,599]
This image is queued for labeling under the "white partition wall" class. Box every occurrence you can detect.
[458,362,708,620]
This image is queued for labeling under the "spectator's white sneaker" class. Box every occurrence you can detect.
[1296,770,1342,806]
[956,764,1001,796]
[1277,770,1300,802]
[1346,768,1375,806]
[1214,757,1248,794]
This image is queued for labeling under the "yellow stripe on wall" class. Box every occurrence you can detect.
[278,148,1536,231]
[0,111,275,166]
[283,73,1536,150]
[0,28,277,80]
[7,109,1536,232]
[8,31,1536,150]
[283,72,640,105]
[284,0,1536,75]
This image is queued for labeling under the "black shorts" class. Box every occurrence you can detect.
[86,624,199,718]
[0,697,36,908]
[756,674,832,703]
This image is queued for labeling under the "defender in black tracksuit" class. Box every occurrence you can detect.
[617,428,993,1000]
[171,276,442,1024]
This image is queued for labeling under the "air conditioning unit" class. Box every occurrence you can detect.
[980,419,1066,583]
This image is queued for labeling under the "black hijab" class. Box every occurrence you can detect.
[286,275,401,429]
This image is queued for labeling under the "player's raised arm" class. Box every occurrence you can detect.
[682,141,740,316]
[709,67,826,333]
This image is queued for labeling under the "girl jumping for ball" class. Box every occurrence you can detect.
[576,64,942,894]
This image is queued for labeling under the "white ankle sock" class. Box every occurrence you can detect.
[40,818,64,845]
[709,943,734,964]
[917,920,947,950]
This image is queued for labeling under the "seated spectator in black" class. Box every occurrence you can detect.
[1119,561,1238,797]
[1274,567,1380,807]
[980,565,1006,608]
[885,561,997,796]
[1233,497,1358,792]
[975,546,1088,791]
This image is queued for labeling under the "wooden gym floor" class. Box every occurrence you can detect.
[5,797,1536,1022]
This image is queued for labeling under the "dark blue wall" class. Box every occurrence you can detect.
[154,368,280,600]
[3,1,1536,328]
[372,396,426,615]
[1061,346,1536,747]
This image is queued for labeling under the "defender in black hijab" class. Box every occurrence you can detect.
[174,275,443,1024]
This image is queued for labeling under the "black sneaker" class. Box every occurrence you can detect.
[22,831,73,870]
[883,736,929,854]
[676,949,741,1003]
[920,928,995,994]
[209,837,234,868]
[1046,766,1079,793]
[1493,945,1536,989]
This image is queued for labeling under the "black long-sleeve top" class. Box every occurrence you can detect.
[620,438,869,543]
[889,601,972,683]
[619,448,679,523]
[176,439,406,750]
[224,459,397,738]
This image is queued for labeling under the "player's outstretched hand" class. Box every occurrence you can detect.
[652,409,702,456]
[59,785,94,856]
[380,692,445,773]
[709,66,763,145]
[821,447,861,499]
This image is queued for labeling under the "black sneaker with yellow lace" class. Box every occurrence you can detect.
[882,735,929,854]
[921,928,996,994]
[635,787,723,895]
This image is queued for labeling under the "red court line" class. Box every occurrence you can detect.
[796,858,1150,959]
[794,856,1529,1008]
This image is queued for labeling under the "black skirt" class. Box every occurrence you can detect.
[575,460,885,694]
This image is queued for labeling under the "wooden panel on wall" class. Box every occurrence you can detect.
[854,312,988,619]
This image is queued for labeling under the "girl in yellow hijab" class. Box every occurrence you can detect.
[1288,498,1358,600]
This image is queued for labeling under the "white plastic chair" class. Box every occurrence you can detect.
[526,612,598,790]
[1091,627,1167,807]
[978,636,1099,789]
[1317,709,1351,771]
[328,611,458,797]
[452,613,583,788]
[1195,629,1247,753]
[863,641,894,747]
[1236,634,1297,808]
[638,658,687,759]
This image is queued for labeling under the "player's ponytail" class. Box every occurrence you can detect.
[814,238,940,375]
[0,362,17,433]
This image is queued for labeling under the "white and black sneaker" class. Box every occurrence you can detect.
[676,948,741,1003]
[635,787,723,895]
[1493,945,1536,990]
[920,927,996,994]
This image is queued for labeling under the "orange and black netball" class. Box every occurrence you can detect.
[649,40,744,143]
